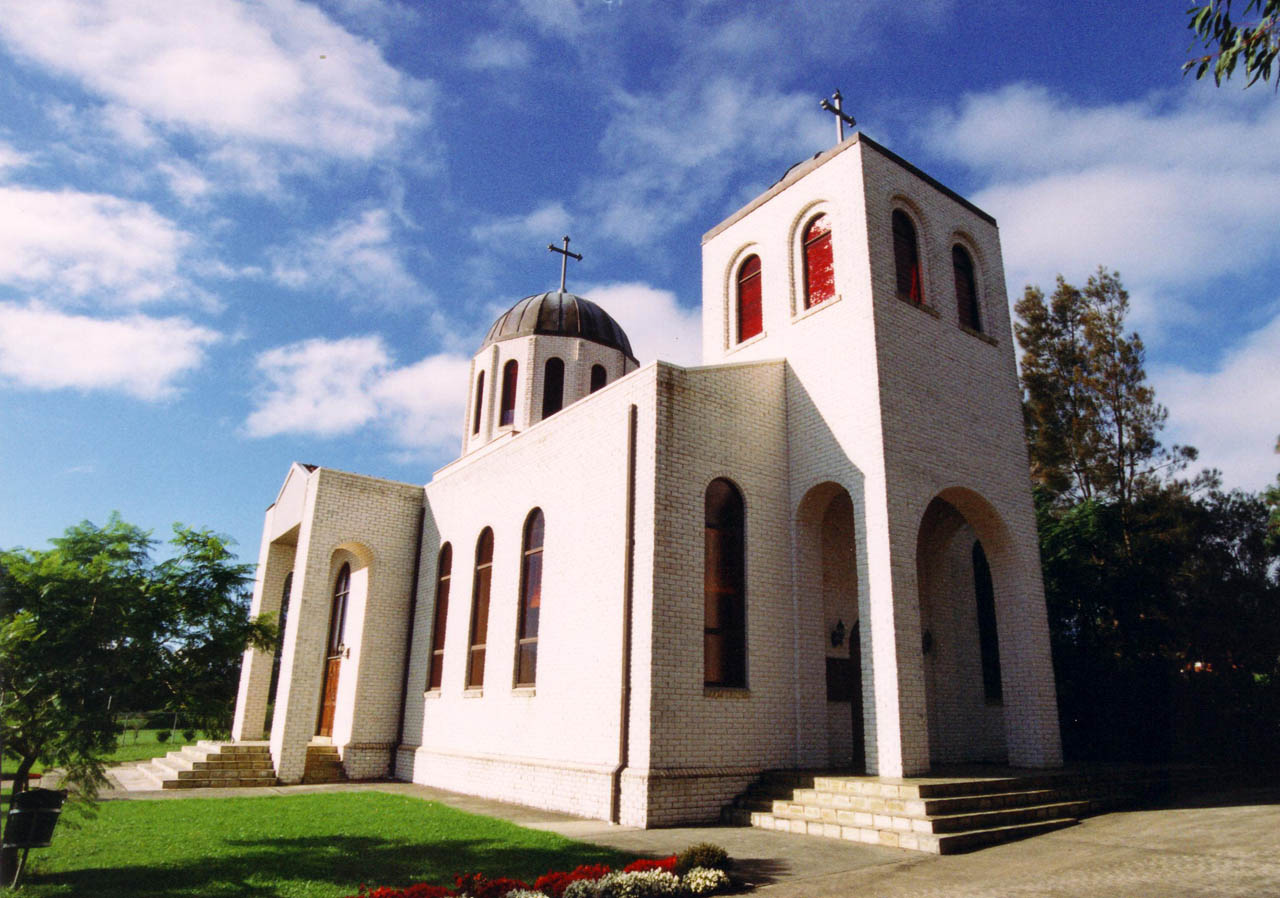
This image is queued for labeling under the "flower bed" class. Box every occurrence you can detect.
[347,845,733,898]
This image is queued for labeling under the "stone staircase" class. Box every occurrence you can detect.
[722,768,1187,854]
[136,741,277,790]
[302,743,347,784]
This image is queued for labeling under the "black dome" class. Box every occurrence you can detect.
[480,290,636,361]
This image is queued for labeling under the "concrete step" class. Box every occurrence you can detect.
[145,742,277,789]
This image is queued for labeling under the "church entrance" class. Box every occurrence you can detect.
[317,563,350,738]
[916,492,1008,766]
[798,483,865,771]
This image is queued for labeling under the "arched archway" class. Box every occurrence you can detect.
[796,482,865,770]
[317,543,373,738]
[916,489,1012,765]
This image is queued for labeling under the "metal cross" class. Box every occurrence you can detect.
[820,89,857,144]
[547,235,583,292]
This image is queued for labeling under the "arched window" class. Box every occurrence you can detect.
[736,254,762,342]
[704,478,746,687]
[892,209,923,304]
[327,563,350,657]
[953,245,981,332]
[499,360,518,427]
[542,357,565,419]
[467,529,494,688]
[589,364,607,393]
[972,542,1002,703]
[472,372,484,435]
[515,509,544,686]
[427,544,452,690]
[802,214,835,309]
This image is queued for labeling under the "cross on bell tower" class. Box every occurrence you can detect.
[820,89,856,144]
[547,235,583,292]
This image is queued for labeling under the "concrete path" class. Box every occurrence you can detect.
[98,771,1280,898]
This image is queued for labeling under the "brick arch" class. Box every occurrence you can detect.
[915,487,1013,766]
[786,199,839,316]
[721,241,763,351]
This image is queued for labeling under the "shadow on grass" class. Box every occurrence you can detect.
[29,833,635,898]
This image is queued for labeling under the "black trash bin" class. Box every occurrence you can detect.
[2,788,67,887]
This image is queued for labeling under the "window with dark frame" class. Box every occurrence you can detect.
[892,209,923,304]
[472,371,484,435]
[802,214,835,309]
[426,544,452,690]
[542,357,565,419]
[466,528,494,688]
[953,244,981,332]
[589,364,607,393]
[704,478,746,688]
[514,509,544,687]
[327,563,350,657]
[736,254,763,342]
[972,541,1003,703]
[499,360,518,427]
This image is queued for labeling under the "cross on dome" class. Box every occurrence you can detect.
[547,235,583,292]
[820,89,856,143]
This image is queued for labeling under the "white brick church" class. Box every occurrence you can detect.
[231,132,1062,827]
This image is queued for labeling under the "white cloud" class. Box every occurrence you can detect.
[586,79,827,245]
[0,186,192,306]
[270,208,426,306]
[465,34,533,70]
[157,159,212,205]
[580,281,701,367]
[0,302,218,399]
[0,0,425,159]
[470,202,570,244]
[1152,310,1280,493]
[924,84,1280,302]
[0,142,30,174]
[245,335,468,451]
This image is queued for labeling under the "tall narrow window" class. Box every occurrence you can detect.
[515,509,544,686]
[327,563,350,657]
[472,372,484,435]
[542,357,565,419]
[268,572,292,703]
[427,544,452,690]
[736,254,762,342]
[972,542,1002,703]
[704,478,746,687]
[467,529,494,688]
[892,209,923,304]
[589,364,607,393]
[953,245,981,332]
[802,214,835,308]
[499,360,518,427]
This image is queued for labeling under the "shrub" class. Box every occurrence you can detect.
[596,870,682,898]
[503,891,549,898]
[182,727,198,742]
[155,730,171,743]
[349,885,456,898]
[454,873,530,898]
[622,857,677,874]
[682,868,730,896]
[674,843,728,875]
[535,864,612,898]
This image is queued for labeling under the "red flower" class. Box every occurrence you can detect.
[622,857,677,874]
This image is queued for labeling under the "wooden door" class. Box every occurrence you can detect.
[317,656,340,737]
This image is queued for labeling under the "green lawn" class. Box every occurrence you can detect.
[16,791,636,898]
[3,729,208,778]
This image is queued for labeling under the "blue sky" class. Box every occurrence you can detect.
[1,1,1277,564]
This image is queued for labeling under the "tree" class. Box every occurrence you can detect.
[1015,268,1195,509]
[0,516,273,809]
[1185,1,1280,87]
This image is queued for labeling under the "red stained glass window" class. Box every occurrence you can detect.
[953,245,981,332]
[515,509,544,686]
[427,544,452,690]
[803,215,835,308]
[467,528,494,688]
[542,357,564,419]
[892,210,923,304]
[704,478,746,687]
[499,360,518,427]
[737,255,762,342]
